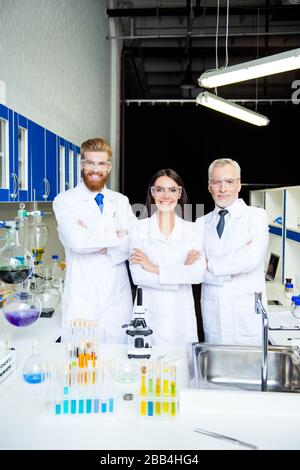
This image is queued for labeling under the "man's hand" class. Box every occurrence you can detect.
[185,249,202,265]
[129,248,159,274]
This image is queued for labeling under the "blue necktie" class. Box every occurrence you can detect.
[216,209,228,238]
[95,193,104,213]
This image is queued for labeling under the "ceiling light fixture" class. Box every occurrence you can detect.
[198,48,300,88]
[196,91,270,127]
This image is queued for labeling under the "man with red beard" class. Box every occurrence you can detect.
[53,138,137,343]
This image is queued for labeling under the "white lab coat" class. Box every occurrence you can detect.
[197,198,269,345]
[129,213,206,346]
[53,182,137,343]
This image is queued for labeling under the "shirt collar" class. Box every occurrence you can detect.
[79,181,109,200]
[213,198,245,220]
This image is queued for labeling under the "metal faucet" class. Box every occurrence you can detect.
[255,292,268,391]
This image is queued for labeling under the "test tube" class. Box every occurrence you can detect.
[155,363,161,416]
[163,363,169,414]
[170,365,177,417]
[140,364,147,416]
[147,363,153,416]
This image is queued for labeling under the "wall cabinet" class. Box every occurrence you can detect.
[0,103,79,203]
[250,186,300,289]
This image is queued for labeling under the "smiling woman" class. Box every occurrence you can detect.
[129,168,206,346]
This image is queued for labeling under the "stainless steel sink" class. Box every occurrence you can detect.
[191,343,300,393]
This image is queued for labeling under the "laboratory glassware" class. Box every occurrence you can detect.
[35,265,60,317]
[23,339,45,384]
[0,221,33,284]
[3,280,41,327]
[29,214,48,264]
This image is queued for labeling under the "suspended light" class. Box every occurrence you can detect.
[196,91,270,127]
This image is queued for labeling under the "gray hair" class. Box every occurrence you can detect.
[208,158,241,180]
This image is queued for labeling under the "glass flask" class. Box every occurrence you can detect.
[0,222,33,284]
[29,215,48,264]
[23,339,45,384]
[3,281,41,327]
[35,265,61,317]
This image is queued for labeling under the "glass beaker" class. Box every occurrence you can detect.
[35,265,61,317]
[0,222,33,284]
[3,281,41,327]
[29,215,48,264]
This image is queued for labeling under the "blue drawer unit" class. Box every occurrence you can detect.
[29,120,45,202]
[14,112,31,202]
[0,104,78,202]
[45,130,58,201]
[0,104,12,201]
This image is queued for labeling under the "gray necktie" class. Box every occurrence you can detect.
[216,209,228,238]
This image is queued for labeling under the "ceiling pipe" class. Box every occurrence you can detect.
[107,6,300,18]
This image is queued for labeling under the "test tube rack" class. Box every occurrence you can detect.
[38,358,116,417]
[0,349,16,385]
[138,362,178,418]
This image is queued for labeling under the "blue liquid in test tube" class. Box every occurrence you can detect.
[109,397,114,413]
[94,399,99,413]
[71,400,76,414]
[101,400,107,413]
[86,399,92,413]
[79,399,84,414]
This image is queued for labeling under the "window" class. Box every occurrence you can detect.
[59,145,65,193]
[18,126,28,190]
[0,118,8,188]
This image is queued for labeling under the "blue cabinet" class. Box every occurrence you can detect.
[0,104,12,201]
[0,104,78,202]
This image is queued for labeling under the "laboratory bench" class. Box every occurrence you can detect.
[1,282,300,450]
[0,341,300,450]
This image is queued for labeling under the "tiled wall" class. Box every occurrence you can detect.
[0,0,111,146]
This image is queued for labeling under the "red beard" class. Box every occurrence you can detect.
[82,171,109,192]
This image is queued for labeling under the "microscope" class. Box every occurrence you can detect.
[123,287,153,359]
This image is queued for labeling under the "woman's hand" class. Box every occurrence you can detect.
[130,248,159,274]
[185,249,202,265]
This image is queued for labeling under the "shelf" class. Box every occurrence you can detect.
[286,229,300,244]
[269,224,282,237]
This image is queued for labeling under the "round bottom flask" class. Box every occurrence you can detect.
[3,290,41,327]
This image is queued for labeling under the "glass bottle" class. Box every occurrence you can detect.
[51,255,64,293]
[0,221,33,284]
[284,282,295,309]
[29,215,48,264]
[35,265,61,317]
[23,339,45,384]
[3,280,41,327]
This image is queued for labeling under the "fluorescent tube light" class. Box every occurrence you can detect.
[196,91,270,127]
[198,48,300,88]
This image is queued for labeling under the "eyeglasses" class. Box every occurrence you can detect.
[209,178,240,188]
[151,186,182,196]
[81,160,112,171]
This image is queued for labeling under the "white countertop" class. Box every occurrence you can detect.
[0,342,300,450]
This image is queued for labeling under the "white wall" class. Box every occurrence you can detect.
[0,0,111,146]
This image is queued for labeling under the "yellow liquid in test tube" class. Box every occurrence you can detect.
[163,365,169,414]
[170,365,176,417]
[140,365,147,416]
[155,364,161,415]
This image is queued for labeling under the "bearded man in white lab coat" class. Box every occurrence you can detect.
[53,138,137,343]
[197,158,269,345]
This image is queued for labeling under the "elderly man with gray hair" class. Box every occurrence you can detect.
[196,158,269,345]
